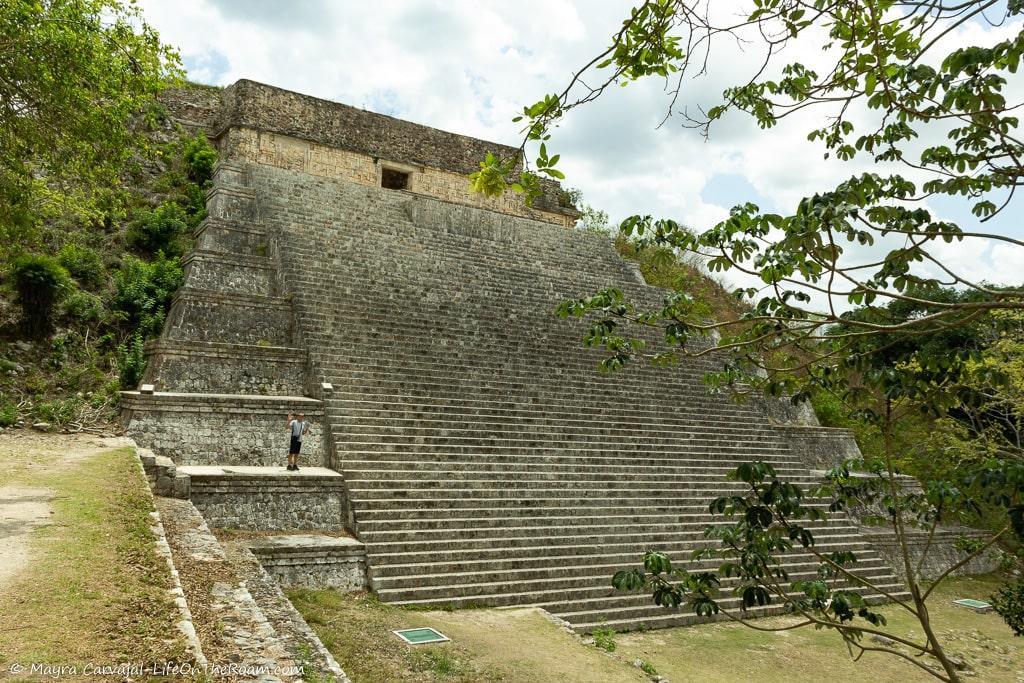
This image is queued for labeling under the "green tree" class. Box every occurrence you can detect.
[0,0,182,241]
[476,2,1024,680]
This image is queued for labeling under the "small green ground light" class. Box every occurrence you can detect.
[953,598,993,613]
[393,627,450,645]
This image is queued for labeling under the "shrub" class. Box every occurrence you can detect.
[63,289,105,323]
[0,397,17,427]
[57,243,105,289]
[117,333,146,389]
[992,577,1024,637]
[111,253,182,338]
[33,397,81,426]
[182,131,217,185]
[10,253,72,337]
[128,200,189,256]
[592,626,617,652]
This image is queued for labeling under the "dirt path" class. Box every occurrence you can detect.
[0,432,132,593]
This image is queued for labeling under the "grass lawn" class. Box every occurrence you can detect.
[291,576,1023,683]
[616,574,1024,683]
[0,435,184,675]
[289,590,648,683]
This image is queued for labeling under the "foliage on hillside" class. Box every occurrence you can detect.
[569,189,747,325]
[0,0,182,240]
[0,113,218,431]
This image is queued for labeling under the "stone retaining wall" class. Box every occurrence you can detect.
[248,536,368,591]
[775,425,862,470]
[181,251,277,297]
[189,476,346,531]
[121,393,324,466]
[165,289,294,346]
[194,217,267,254]
[865,529,1002,581]
[143,340,307,395]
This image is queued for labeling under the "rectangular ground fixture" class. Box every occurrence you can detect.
[953,599,992,613]
[393,627,450,645]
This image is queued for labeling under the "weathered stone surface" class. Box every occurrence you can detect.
[121,393,324,466]
[164,289,293,346]
[212,79,575,223]
[774,425,862,470]
[194,217,267,254]
[865,528,1001,581]
[129,81,996,637]
[247,534,368,591]
[182,250,277,297]
[143,340,307,395]
[179,466,345,531]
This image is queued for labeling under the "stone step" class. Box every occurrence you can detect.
[328,396,769,424]
[366,538,877,578]
[318,347,724,379]
[334,441,792,459]
[372,555,895,591]
[333,429,789,451]
[331,405,778,434]
[377,569,905,606]
[337,452,804,472]
[360,516,857,544]
[347,493,803,512]
[355,506,835,532]
[331,418,788,442]
[288,250,650,298]
[346,478,820,497]
[330,367,742,400]
[361,524,862,554]
[560,587,912,633]
[352,501,803,524]
[365,532,880,567]
[247,534,368,592]
[340,462,808,480]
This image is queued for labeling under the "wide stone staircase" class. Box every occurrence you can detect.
[227,162,911,632]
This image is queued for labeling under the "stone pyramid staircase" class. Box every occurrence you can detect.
[215,162,910,633]
[122,162,365,590]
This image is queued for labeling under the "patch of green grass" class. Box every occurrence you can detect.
[615,574,1023,683]
[639,659,658,675]
[593,625,617,652]
[414,648,466,678]
[289,590,648,683]
[0,444,184,669]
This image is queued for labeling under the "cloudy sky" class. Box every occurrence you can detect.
[137,1,1022,300]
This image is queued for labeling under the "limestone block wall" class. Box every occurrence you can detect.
[249,537,368,591]
[143,340,306,395]
[220,126,575,228]
[866,529,1001,581]
[181,251,277,297]
[164,290,293,346]
[774,425,863,471]
[189,478,346,531]
[194,218,268,254]
[121,393,324,466]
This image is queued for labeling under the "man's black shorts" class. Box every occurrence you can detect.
[289,436,302,454]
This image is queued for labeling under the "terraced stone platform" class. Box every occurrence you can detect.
[123,82,912,633]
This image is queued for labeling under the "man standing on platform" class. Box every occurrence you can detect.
[285,412,308,471]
